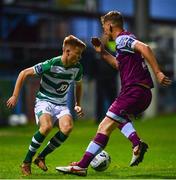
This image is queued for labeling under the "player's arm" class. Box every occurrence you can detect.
[91,37,119,70]
[74,80,84,118]
[134,41,172,86]
[7,67,35,108]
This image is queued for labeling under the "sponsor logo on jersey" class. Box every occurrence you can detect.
[56,82,69,94]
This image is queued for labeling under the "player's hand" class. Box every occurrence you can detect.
[74,105,84,118]
[6,95,17,108]
[91,37,103,53]
[156,72,172,86]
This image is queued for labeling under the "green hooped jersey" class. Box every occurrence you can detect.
[33,56,83,105]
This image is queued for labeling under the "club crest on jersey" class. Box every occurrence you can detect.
[56,82,69,94]
[45,106,52,112]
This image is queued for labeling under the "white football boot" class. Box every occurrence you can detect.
[130,141,148,166]
[56,163,87,176]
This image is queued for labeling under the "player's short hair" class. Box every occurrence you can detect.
[101,11,124,28]
[63,35,86,51]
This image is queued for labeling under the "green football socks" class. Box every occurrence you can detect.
[23,130,45,163]
[38,131,68,158]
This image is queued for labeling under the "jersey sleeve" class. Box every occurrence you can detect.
[116,35,137,52]
[33,59,53,75]
[75,64,83,82]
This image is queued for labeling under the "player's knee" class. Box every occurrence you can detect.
[97,122,108,134]
[97,119,116,136]
[60,123,73,135]
[40,124,53,135]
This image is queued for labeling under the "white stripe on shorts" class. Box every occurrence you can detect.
[106,111,127,123]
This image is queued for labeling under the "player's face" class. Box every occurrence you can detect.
[102,21,113,40]
[64,45,83,66]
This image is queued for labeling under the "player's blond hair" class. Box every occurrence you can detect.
[63,35,86,51]
[101,11,124,28]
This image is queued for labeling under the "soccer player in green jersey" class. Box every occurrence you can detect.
[6,35,86,176]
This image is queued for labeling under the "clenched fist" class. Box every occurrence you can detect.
[91,37,101,47]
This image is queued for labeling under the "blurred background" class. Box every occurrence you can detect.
[0,0,176,126]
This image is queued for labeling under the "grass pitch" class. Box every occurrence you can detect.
[0,114,176,179]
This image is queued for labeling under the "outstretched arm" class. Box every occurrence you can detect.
[134,41,172,86]
[7,67,36,108]
[91,37,119,70]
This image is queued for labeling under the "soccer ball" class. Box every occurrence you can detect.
[90,150,111,171]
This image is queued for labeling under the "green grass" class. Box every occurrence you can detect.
[0,114,176,179]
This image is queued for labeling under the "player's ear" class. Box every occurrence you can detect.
[66,49,70,56]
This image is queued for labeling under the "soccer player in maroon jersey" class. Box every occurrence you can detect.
[56,11,172,176]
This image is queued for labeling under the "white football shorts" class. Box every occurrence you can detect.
[34,98,72,125]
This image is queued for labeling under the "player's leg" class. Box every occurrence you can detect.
[77,117,117,168]
[112,86,152,166]
[117,121,149,166]
[34,107,73,171]
[21,113,53,175]
[35,115,73,165]
[56,116,117,176]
